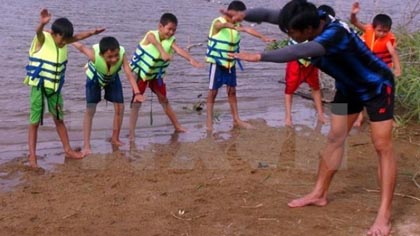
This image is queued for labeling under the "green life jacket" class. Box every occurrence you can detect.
[86,44,125,87]
[24,31,68,93]
[288,39,312,67]
[206,16,241,69]
[130,30,175,81]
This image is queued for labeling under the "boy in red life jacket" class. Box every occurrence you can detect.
[350,1,402,126]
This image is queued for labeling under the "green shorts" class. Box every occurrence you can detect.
[29,86,64,124]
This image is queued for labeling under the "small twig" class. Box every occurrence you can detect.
[240,203,263,209]
[364,188,420,202]
[170,212,192,221]
[412,171,420,188]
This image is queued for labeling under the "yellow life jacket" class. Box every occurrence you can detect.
[24,31,68,93]
[86,44,125,87]
[288,39,312,67]
[206,16,241,69]
[130,30,175,81]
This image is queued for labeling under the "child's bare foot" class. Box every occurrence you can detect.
[285,118,293,127]
[233,120,253,129]
[175,126,187,133]
[28,155,38,168]
[65,149,84,159]
[288,192,328,208]
[368,217,391,236]
[111,139,125,146]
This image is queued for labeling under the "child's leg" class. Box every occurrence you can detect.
[28,123,40,167]
[157,93,186,132]
[311,89,327,124]
[206,89,218,131]
[353,112,364,127]
[284,94,293,126]
[54,118,83,159]
[111,103,125,146]
[129,102,142,141]
[82,104,97,155]
[226,86,251,128]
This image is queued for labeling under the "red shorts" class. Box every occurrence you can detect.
[136,79,167,97]
[284,60,320,94]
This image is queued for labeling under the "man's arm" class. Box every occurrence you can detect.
[172,42,204,68]
[146,32,171,61]
[122,55,144,102]
[229,41,326,63]
[72,42,95,61]
[350,1,366,32]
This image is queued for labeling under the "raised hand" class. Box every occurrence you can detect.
[93,27,106,35]
[220,9,245,22]
[40,8,51,25]
[351,1,360,14]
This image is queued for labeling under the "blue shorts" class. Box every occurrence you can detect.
[208,63,237,90]
[86,76,124,104]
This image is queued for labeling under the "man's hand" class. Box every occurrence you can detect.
[40,8,51,25]
[228,52,261,62]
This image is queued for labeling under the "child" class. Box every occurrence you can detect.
[283,39,325,126]
[24,9,104,167]
[225,1,396,235]
[351,1,402,126]
[72,37,145,156]
[129,13,203,140]
[206,0,274,131]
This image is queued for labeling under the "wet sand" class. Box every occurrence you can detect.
[0,120,419,236]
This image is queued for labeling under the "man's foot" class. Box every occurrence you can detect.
[81,148,92,157]
[368,217,391,236]
[111,139,125,146]
[175,126,187,133]
[65,149,84,159]
[233,120,253,129]
[288,192,328,208]
[28,155,38,168]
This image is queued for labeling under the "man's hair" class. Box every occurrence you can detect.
[99,36,120,54]
[318,4,335,17]
[227,1,246,11]
[160,13,178,26]
[372,14,392,29]
[278,0,320,33]
[51,18,74,39]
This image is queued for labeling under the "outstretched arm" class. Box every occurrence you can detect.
[35,8,52,50]
[220,8,280,25]
[229,41,326,63]
[122,55,144,102]
[172,42,204,68]
[238,26,276,42]
[350,1,366,32]
[146,32,171,61]
[66,27,105,44]
[72,42,95,61]
[386,42,401,77]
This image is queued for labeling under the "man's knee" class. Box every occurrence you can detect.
[326,131,347,147]
[372,138,393,153]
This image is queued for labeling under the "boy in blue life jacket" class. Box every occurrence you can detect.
[24,9,104,168]
[206,0,275,131]
[73,37,145,156]
[128,13,204,140]
[225,1,397,235]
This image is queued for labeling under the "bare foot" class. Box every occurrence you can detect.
[175,126,187,133]
[233,120,253,129]
[288,193,328,208]
[65,149,84,159]
[28,155,38,168]
[285,118,293,127]
[81,148,92,157]
[368,216,391,236]
[111,139,125,146]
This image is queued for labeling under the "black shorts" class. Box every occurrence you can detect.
[331,84,394,122]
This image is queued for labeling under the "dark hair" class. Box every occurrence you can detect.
[227,1,247,11]
[160,13,178,26]
[372,14,392,29]
[51,18,74,39]
[99,36,120,54]
[278,0,320,33]
[318,4,335,17]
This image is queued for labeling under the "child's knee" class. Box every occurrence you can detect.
[227,88,236,97]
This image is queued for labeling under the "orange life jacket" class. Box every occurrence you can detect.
[362,24,395,67]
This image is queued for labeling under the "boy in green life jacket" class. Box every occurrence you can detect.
[73,37,145,156]
[128,13,203,140]
[206,0,275,131]
[24,8,104,168]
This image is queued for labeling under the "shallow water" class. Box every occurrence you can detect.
[0,0,417,171]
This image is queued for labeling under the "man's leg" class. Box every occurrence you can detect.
[288,113,358,207]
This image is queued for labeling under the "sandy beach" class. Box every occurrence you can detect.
[0,120,419,235]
